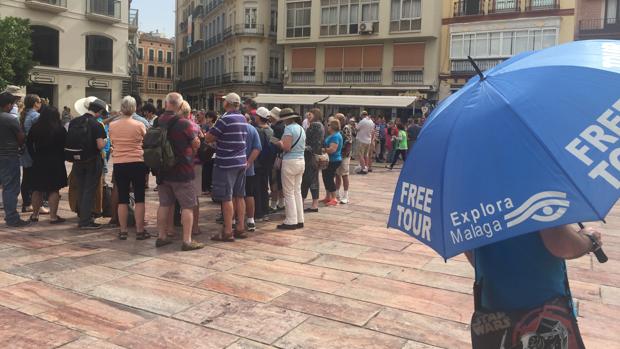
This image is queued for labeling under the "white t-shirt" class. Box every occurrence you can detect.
[356,117,375,144]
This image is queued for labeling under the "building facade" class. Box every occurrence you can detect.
[576,0,620,39]
[277,0,442,109]
[175,0,283,110]
[0,0,138,111]
[137,32,175,110]
[438,0,576,99]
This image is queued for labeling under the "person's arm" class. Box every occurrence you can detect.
[96,138,106,150]
[323,141,338,154]
[247,148,260,167]
[280,135,293,152]
[205,118,224,143]
[540,225,602,259]
[94,122,107,150]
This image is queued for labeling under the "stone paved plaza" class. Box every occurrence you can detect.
[0,167,618,348]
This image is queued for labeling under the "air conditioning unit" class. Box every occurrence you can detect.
[359,22,374,34]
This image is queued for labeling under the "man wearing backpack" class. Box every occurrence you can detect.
[254,107,274,221]
[67,97,108,229]
[152,93,204,251]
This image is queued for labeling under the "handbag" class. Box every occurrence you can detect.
[315,153,329,170]
[277,130,303,170]
[198,138,215,163]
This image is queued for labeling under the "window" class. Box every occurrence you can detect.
[166,67,172,79]
[85,87,111,104]
[85,35,113,72]
[166,51,172,63]
[269,55,280,79]
[138,47,144,60]
[148,65,155,77]
[243,55,256,81]
[450,28,558,71]
[390,0,421,32]
[157,66,165,78]
[607,0,619,24]
[137,64,143,75]
[31,26,59,67]
[148,48,154,61]
[286,1,311,37]
[158,50,163,63]
[361,0,379,22]
[320,0,380,36]
[244,7,257,29]
[270,7,278,33]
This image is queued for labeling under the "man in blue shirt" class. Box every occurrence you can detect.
[243,122,261,232]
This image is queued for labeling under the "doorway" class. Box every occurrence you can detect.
[27,83,56,106]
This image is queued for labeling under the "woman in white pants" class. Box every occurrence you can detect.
[273,108,306,230]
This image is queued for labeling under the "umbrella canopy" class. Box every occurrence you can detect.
[388,40,620,259]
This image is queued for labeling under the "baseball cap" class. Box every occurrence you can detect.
[0,92,19,108]
[256,107,270,120]
[222,92,241,104]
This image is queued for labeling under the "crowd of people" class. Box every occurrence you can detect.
[0,86,416,252]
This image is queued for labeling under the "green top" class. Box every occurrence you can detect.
[397,130,408,150]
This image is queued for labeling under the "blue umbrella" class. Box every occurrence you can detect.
[388,40,619,260]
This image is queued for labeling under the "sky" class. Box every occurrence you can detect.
[132,0,176,38]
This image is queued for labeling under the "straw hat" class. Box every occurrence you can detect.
[74,96,109,116]
[278,108,301,121]
[269,107,281,120]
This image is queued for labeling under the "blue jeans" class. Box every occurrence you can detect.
[0,157,22,225]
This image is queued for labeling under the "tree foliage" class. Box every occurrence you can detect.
[0,17,36,90]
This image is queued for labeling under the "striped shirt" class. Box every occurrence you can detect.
[209,111,248,169]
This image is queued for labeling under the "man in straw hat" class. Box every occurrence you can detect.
[2,86,25,118]
[68,96,108,229]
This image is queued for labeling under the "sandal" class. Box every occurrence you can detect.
[211,234,235,242]
[49,217,66,224]
[29,215,39,223]
[155,238,173,248]
[234,231,248,239]
[136,230,150,240]
[119,231,128,240]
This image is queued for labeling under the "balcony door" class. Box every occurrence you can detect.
[607,0,619,25]
[244,7,257,32]
[243,55,256,82]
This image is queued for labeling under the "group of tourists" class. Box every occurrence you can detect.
[0,86,413,252]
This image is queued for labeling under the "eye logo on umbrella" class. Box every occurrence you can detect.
[504,192,570,228]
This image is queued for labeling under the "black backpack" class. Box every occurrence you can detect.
[64,116,94,162]
[256,128,275,169]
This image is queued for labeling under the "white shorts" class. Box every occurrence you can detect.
[337,157,351,176]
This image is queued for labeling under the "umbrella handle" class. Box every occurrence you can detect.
[578,223,608,264]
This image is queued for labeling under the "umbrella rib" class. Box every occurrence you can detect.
[484,79,605,222]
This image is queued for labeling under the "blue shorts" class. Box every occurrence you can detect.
[212,166,246,202]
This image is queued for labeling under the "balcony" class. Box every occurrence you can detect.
[177,77,202,91]
[220,72,264,84]
[193,4,204,18]
[578,18,620,40]
[86,0,121,23]
[525,0,558,11]
[129,8,139,31]
[224,24,265,39]
[205,0,224,16]
[488,0,520,14]
[451,58,506,74]
[189,40,204,54]
[25,0,67,13]
[454,0,484,17]
[206,34,224,49]
[325,71,382,84]
[393,70,424,84]
[291,72,315,84]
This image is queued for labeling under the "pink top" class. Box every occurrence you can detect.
[109,117,147,164]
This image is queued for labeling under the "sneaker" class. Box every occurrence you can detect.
[80,222,102,230]
[339,197,349,204]
[297,223,304,229]
[39,206,50,215]
[326,199,339,206]
[247,222,256,232]
[182,241,205,251]
[7,219,30,228]
[277,223,298,230]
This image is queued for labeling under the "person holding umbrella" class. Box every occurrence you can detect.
[387,41,616,349]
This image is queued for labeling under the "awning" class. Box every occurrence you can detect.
[254,94,329,105]
[318,95,417,108]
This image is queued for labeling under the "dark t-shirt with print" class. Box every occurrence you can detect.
[157,111,199,182]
